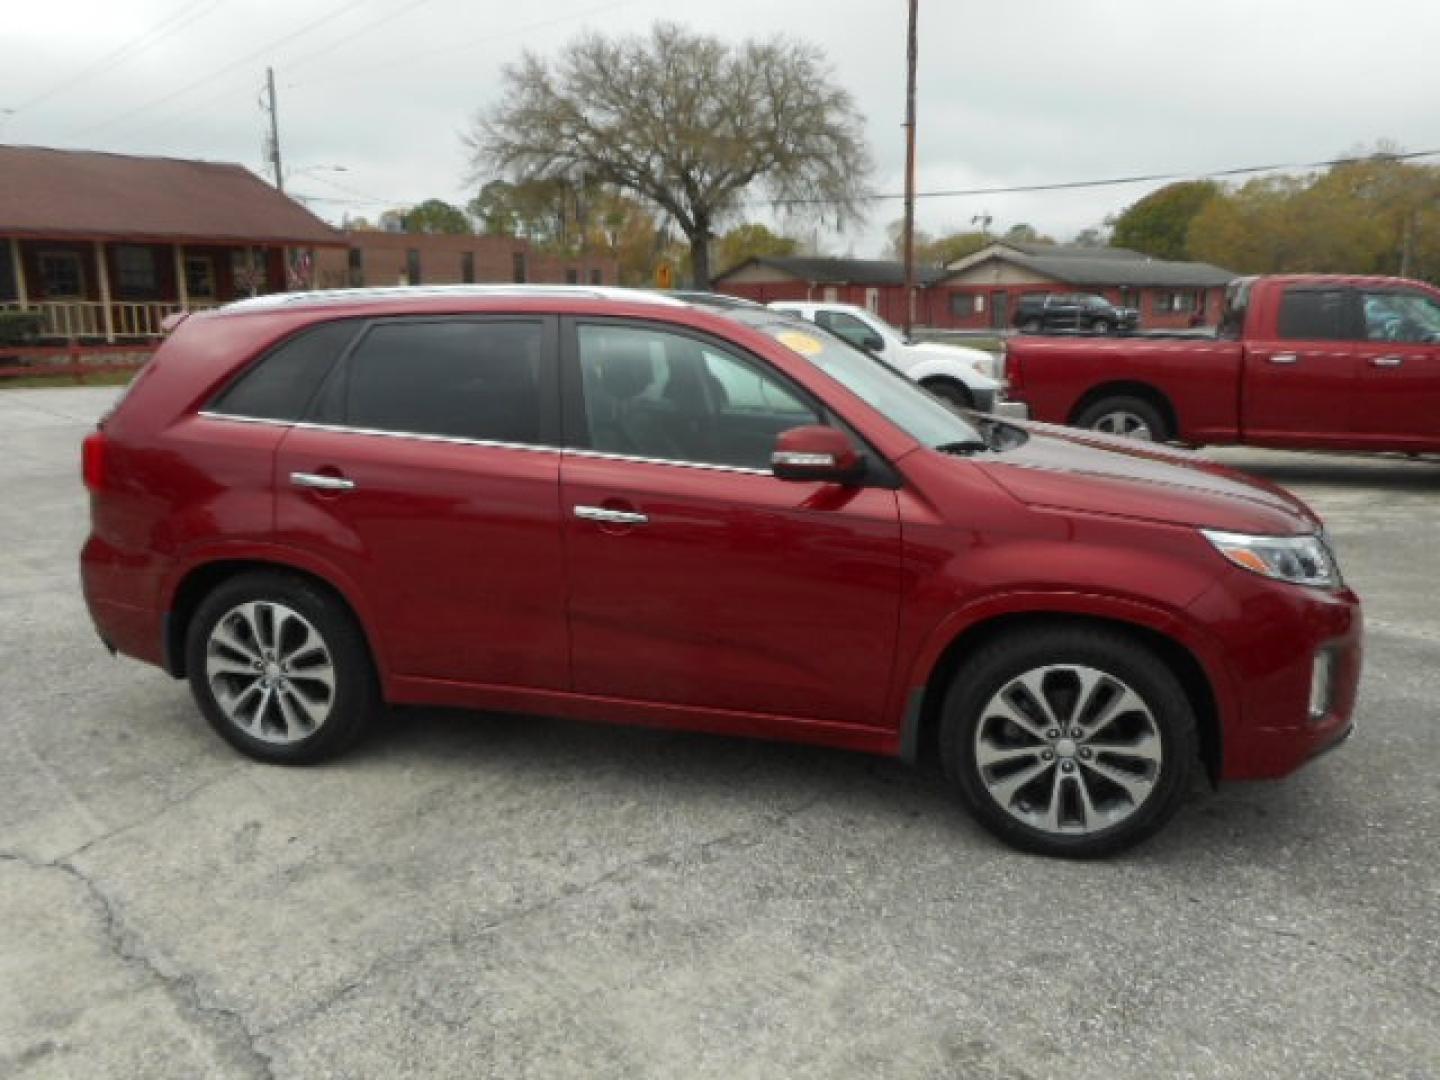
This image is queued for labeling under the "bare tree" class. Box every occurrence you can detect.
[468,22,871,289]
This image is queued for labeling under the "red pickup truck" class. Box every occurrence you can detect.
[1004,274,1440,453]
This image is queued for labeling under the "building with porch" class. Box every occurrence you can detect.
[0,145,344,343]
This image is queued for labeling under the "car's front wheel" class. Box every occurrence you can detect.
[940,626,1197,857]
[185,571,380,764]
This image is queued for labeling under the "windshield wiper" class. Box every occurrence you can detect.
[934,438,991,456]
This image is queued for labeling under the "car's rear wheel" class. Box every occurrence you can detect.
[1073,395,1168,442]
[920,377,973,411]
[940,627,1196,858]
[185,571,380,764]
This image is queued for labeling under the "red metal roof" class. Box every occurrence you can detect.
[0,145,345,246]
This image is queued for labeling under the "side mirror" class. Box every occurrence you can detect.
[860,332,885,353]
[771,425,865,484]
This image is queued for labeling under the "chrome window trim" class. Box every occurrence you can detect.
[196,411,773,475]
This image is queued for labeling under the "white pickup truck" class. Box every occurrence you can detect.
[768,301,1004,412]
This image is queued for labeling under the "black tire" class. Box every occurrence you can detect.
[185,571,381,765]
[1090,318,1113,335]
[939,626,1197,858]
[920,377,974,411]
[1072,394,1169,442]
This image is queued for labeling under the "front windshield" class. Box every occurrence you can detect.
[732,312,985,449]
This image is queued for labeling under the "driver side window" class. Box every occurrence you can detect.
[575,323,820,471]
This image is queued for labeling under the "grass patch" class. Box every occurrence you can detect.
[0,370,138,389]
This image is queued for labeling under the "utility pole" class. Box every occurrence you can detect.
[265,66,284,193]
[901,0,919,336]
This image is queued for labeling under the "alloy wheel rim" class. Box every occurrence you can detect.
[973,664,1163,835]
[1093,410,1154,440]
[205,601,336,744]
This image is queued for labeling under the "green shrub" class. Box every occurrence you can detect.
[0,309,43,345]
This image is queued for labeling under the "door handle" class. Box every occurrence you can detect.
[574,505,648,526]
[290,471,356,492]
[1369,355,1404,368]
[1268,353,1299,365]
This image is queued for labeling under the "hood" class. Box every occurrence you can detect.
[908,340,997,375]
[980,422,1321,534]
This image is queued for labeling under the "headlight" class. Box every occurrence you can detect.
[1201,529,1341,589]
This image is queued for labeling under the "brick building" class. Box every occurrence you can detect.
[314,231,616,291]
[715,244,1235,331]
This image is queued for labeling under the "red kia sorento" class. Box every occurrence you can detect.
[80,287,1362,857]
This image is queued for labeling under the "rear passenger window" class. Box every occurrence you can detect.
[336,320,545,444]
[210,320,359,421]
[1277,289,1356,341]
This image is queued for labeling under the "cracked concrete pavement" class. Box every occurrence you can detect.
[1,387,1437,1079]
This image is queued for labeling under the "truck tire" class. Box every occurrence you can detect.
[1073,395,1169,442]
[939,625,1197,858]
[920,377,973,411]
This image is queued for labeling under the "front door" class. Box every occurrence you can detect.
[559,319,902,727]
[274,315,569,688]
[1352,287,1440,447]
[989,291,1008,331]
[1243,285,1361,445]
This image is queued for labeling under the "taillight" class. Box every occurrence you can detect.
[82,431,107,492]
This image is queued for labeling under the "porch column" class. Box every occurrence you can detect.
[8,239,27,306]
[173,244,189,309]
[93,241,115,342]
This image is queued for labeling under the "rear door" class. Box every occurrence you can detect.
[274,315,569,688]
[1353,287,1440,447]
[559,318,902,728]
[1242,285,1361,444]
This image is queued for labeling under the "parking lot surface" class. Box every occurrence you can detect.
[2,387,1437,1079]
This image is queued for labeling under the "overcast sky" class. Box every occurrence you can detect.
[6,0,1439,256]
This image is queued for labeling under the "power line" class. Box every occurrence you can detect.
[288,1,636,90]
[8,0,224,115]
[762,148,1440,207]
[279,0,446,71]
[72,0,375,138]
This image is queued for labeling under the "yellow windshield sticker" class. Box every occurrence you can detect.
[776,330,824,357]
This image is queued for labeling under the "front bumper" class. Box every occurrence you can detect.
[1188,575,1363,781]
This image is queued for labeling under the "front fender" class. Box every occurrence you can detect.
[904,353,998,391]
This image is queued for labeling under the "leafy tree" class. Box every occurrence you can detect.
[884,222,990,266]
[468,22,872,288]
[1110,181,1218,260]
[716,223,799,274]
[401,198,472,235]
[1002,222,1053,245]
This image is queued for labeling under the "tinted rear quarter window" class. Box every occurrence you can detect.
[331,319,545,445]
[1277,289,1356,341]
[209,320,360,421]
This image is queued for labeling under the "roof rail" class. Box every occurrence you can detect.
[219,284,689,314]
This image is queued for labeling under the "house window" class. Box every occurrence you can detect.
[0,241,15,301]
[950,292,979,318]
[114,245,158,298]
[347,248,364,288]
[184,256,216,299]
[38,251,84,298]
[461,252,475,284]
[405,249,421,286]
[589,268,603,285]
[566,268,579,284]
[1154,291,1197,314]
[512,251,527,283]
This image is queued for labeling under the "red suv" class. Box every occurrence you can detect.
[81,287,1362,856]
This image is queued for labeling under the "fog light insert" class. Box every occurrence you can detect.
[1309,649,1335,723]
